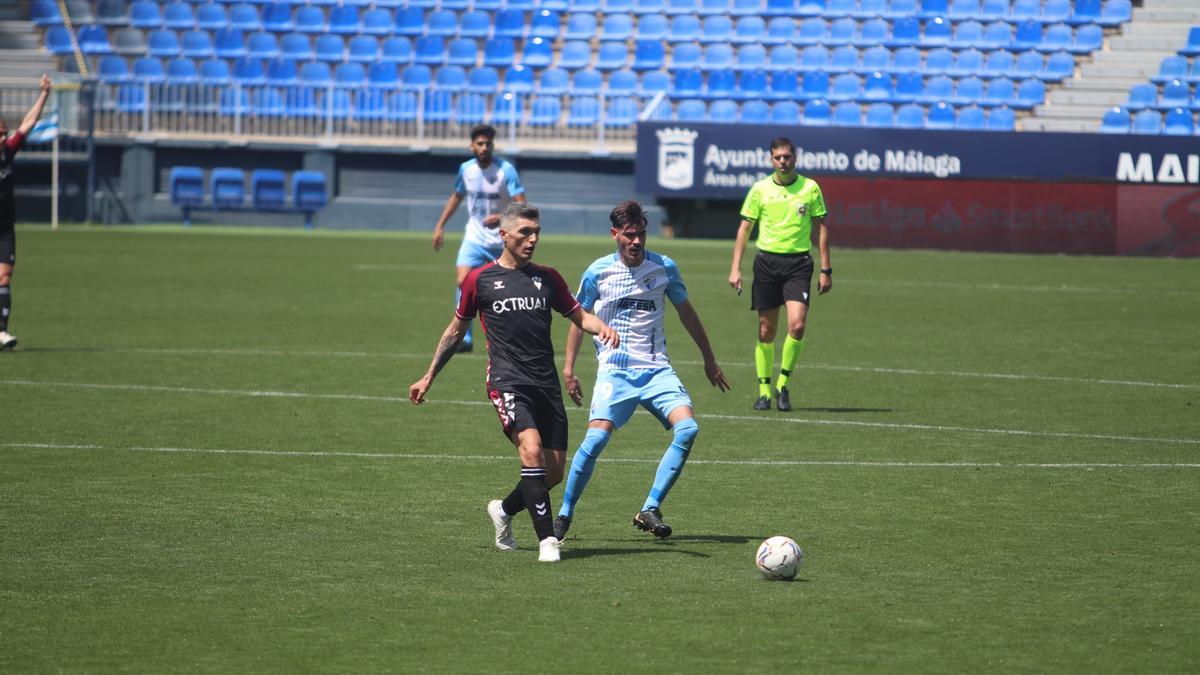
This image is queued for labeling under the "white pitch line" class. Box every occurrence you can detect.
[65,348,1200,391]
[3,441,1199,469]
[5,378,1199,446]
[843,278,1200,297]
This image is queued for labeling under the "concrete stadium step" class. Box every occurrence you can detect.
[1049,90,1129,106]
[1022,118,1097,133]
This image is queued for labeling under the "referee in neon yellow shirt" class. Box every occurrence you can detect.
[728,137,832,411]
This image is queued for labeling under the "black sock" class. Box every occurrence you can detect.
[519,467,554,542]
[500,485,524,517]
[0,285,9,332]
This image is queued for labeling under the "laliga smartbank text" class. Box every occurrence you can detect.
[701,143,964,187]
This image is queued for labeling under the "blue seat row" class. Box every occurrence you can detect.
[1125,79,1200,113]
[168,165,327,227]
[668,97,1016,128]
[1101,106,1198,136]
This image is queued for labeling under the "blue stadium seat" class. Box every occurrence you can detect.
[1069,0,1101,25]
[669,42,702,70]
[357,8,391,36]
[529,9,561,38]
[567,95,600,126]
[736,44,767,71]
[380,37,413,65]
[921,74,953,103]
[923,48,953,75]
[1152,56,1188,85]
[854,0,886,19]
[179,29,214,59]
[918,0,947,18]
[765,17,795,45]
[767,44,800,71]
[983,50,1015,78]
[466,65,499,92]
[891,46,922,73]
[830,45,858,73]
[483,38,516,67]
[734,69,767,98]
[415,36,446,66]
[862,70,892,100]
[335,61,367,87]
[170,167,205,213]
[292,171,327,225]
[199,57,231,85]
[741,99,770,122]
[771,100,801,123]
[280,33,313,61]
[977,0,1006,21]
[1013,20,1042,51]
[596,41,629,70]
[801,45,830,72]
[766,0,798,16]
[1015,77,1045,108]
[521,38,555,69]
[921,17,952,48]
[602,13,634,41]
[948,48,984,77]
[1125,83,1156,111]
[864,101,894,126]
[367,62,399,88]
[565,12,598,40]
[951,20,985,50]
[285,85,318,116]
[315,34,345,62]
[129,0,161,29]
[827,72,861,101]
[1099,105,1130,133]
[672,69,703,96]
[251,169,287,210]
[947,0,978,20]
[698,0,730,15]
[210,168,246,209]
[800,69,829,99]
[1071,24,1103,54]
[884,0,917,19]
[527,95,561,126]
[733,16,766,43]
[985,105,1014,130]
[327,5,359,35]
[247,31,278,59]
[217,86,249,116]
[421,90,453,122]
[266,56,298,85]
[708,99,738,122]
[1014,50,1044,79]
[1156,79,1191,110]
[99,55,132,82]
[795,17,827,46]
[400,63,433,89]
[558,40,592,69]
[31,0,64,25]
[452,10,486,39]
[1009,0,1039,21]
[44,26,75,55]
[887,16,919,48]
[824,0,854,18]
[675,98,706,121]
[983,76,1015,106]
[386,91,418,122]
[955,105,985,129]
[451,92,486,123]
[79,25,114,55]
[1041,0,1070,24]
[700,15,733,43]
[395,7,424,36]
[802,98,832,125]
[894,102,924,127]
[980,21,1012,50]
[299,60,332,87]
[633,39,665,70]
[951,75,984,105]
[640,69,671,96]
[926,100,955,128]
[832,101,862,126]
[494,9,527,38]
[347,35,379,63]
[826,17,856,46]
[855,18,889,48]
[767,69,798,99]
[163,2,195,30]
[445,38,477,68]
[424,9,456,38]
[701,43,734,71]
[608,68,639,95]
[1040,23,1073,53]
[226,3,260,31]
[668,15,701,42]
[196,2,228,31]
[260,2,292,31]
[893,71,923,101]
[705,69,736,97]
[1099,0,1131,27]
[502,64,535,92]
[293,5,325,34]
[231,56,264,85]
[861,45,891,73]
[1163,107,1194,135]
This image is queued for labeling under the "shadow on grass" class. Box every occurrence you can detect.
[557,532,760,560]
[563,546,710,560]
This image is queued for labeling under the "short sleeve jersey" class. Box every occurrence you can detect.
[457,261,580,389]
[1,131,27,229]
[738,174,827,255]
[577,250,688,371]
[454,158,525,249]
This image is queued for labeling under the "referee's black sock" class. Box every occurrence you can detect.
[518,467,555,541]
[0,285,10,332]
[500,485,525,517]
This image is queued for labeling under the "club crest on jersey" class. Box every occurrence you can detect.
[796,203,807,217]
[643,275,657,289]
[532,275,542,290]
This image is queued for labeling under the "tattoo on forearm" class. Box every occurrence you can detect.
[429,333,459,378]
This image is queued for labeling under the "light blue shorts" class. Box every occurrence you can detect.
[589,367,693,430]
[456,240,503,268]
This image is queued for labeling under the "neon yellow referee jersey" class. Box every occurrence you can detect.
[739,175,827,255]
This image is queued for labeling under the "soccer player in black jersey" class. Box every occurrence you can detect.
[409,203,618,563]
[0,74,52,351]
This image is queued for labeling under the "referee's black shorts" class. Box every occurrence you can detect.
[487,383,569,451]
[751,251,813,311]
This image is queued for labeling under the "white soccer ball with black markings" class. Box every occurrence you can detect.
[755,536,803,580]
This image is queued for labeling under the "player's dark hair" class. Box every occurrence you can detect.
[770,137,795,154]
[609,200,648,230]
[500,202,540,229]
[469,124,497,142]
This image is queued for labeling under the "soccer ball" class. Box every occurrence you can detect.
[755,536,803,580]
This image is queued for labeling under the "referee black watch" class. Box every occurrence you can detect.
[820,268,833,276]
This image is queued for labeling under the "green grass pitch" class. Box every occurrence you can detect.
[2,225,1199,672]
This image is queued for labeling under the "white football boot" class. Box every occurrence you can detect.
[0,331,16,351]
[487,499,517,551]
[538,536,561,563]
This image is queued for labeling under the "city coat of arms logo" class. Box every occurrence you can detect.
[656,128,699,191]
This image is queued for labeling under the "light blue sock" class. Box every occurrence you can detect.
[558,428,610,519]
[455,287,473,346]
[642,418,699,511]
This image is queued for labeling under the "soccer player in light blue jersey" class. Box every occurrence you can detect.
[431,124,526,352]
[556,200,730,540]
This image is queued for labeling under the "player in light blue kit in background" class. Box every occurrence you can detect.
[431,124,526,352]
[556,200,730,541]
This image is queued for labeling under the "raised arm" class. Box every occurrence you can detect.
[17,75,52,136]
[728,218,755,295]
[408,316,471,404]
[674,299,730,392]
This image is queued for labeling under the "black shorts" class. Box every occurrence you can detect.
[487,384,568,451]
[751,251,813,310]
[0,229,13,266]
